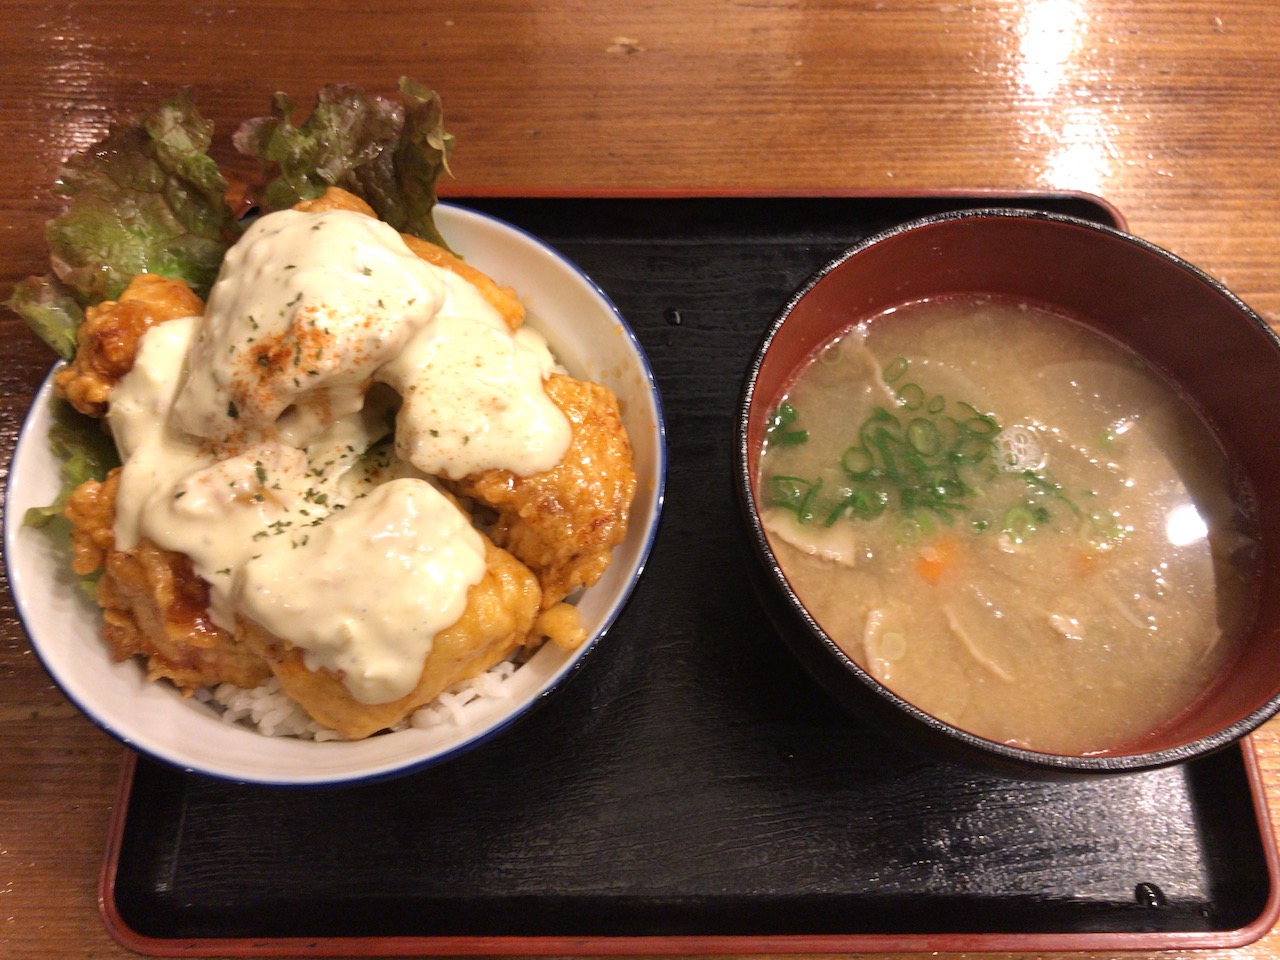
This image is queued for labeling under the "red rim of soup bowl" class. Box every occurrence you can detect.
[736,207,1280,776]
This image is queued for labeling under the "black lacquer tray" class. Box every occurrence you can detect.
[102,194,1279,956]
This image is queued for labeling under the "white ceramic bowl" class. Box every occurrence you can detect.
[4,203,666,787]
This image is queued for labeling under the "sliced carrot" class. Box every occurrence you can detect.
[915,535,960,584]
[1074,551,1101,577]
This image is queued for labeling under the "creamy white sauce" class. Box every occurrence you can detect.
[238,478,485,704]
[172,209,446,443]
[107,207,571,704]
[382,308,568,479]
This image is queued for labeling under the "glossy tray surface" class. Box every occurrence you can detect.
[104,195,1276,953]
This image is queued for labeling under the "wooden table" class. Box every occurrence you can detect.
[2,2,1277,958]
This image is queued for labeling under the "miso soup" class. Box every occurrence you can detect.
[758,296,1258,755]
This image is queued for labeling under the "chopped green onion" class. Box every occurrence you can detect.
[841,445,876,479]
[896,382,925,410]
[766,475,823,523]
[1002,504,1040,543]
[766,402,809,446]
[883,356,909,383]
[761,358,1110,542]
[907,418,942,456]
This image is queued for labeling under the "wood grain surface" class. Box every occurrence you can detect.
[1,2,1278,959]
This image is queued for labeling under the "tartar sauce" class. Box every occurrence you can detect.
[108,207,570,704]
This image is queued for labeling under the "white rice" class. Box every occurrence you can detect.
[194,657,522,741]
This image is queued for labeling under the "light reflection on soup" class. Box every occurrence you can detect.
[758,296,1258,755]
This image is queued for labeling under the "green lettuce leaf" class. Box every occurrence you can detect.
[6,90,238,356]
[7,275,84,360]
[24,399,120,529]
[7,81,459,584]
[43,89,238,303]
[24,400,121,596]
[233,77,455,249]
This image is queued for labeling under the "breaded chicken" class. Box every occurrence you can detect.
[55,274,204,417]
[296,186,525,331]
[290,185,379,217]
[67,470,584,738]
[399,232,525,332]
[65,470,272,692]
[456,372,636,607]
[55,200,629,739]
[236,539,544,740]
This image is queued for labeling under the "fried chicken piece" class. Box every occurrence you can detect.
[54,274,204,417]
[534,601,589,650]
[291,186,379,217]
[399,232,525,332]
[236,539,545,740]
[295,186,525,331]
[456,372,636,608]
[64,470,271,692]
[68,469,583,738]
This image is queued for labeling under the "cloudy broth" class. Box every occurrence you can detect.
[758,296,1258,755]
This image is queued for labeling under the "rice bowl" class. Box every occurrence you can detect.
[5,203,666,786]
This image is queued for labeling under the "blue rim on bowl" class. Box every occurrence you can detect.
[5,203,667,787]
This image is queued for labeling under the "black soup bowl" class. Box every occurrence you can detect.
[735,207,1280,778]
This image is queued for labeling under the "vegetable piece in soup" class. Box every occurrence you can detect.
[758,296,1258,755]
